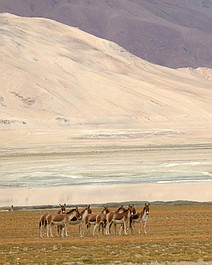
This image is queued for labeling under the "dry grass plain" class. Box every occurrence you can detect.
[0,204,211,264]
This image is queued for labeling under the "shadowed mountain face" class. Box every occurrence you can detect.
[0,0,212,69]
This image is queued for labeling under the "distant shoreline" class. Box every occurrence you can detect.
[1,199,211,212]
[0,182,211,208]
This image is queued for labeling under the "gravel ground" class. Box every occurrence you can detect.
[5,260,212,265]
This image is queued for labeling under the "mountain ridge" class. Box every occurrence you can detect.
[0,0,212,68]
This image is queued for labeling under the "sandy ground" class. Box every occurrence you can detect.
[65,262,212,265]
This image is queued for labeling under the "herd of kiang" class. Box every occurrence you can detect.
[39,203,150,238]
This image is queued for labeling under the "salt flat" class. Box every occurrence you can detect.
[1,131,212,206]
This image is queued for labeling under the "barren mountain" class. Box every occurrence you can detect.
[1,14,212,206]
[0,13,212,143]
[0,0,212,69]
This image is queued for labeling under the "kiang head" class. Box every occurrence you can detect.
[59,203,66,214]
[144,202,150,216]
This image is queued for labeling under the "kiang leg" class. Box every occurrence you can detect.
[106,222,111,235]
[139,221,142,234]
[143,221,147,234]
[114,223,117,235]
[130,221,134,235]
[64,224,68,237]
[123,222,127,235]
[119,224,123,235]
[93,223,99,236]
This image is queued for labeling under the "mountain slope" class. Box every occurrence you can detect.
[0,0,212,68]
[0,13,212,135]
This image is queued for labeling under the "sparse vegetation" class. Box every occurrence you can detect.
[0,119,26,125]
[10,91,36,106]
[55,116,69,123]
[0,204,211,264]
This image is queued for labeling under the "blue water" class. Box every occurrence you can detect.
[1,171,212,188]
[1,152,212,189]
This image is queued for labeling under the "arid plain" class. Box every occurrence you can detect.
[0,204,211,264]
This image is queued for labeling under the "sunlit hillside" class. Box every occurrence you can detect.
[1,13,212,132]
